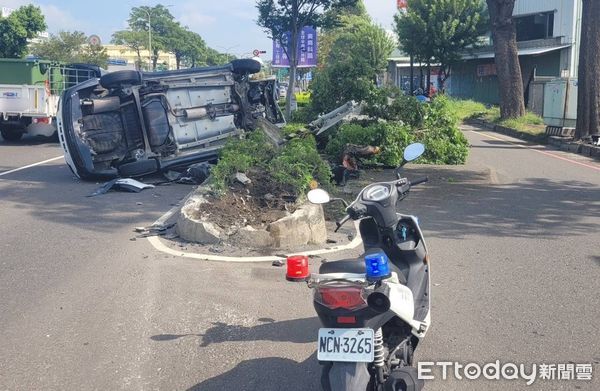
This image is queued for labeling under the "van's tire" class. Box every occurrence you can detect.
[100,70,142,89]
[231,59,261,75]
[1,128,24,141]
[117,159,159,177]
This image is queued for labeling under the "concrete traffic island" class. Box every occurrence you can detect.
[176,194,328,249]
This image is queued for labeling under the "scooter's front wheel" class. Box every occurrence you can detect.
[321,362,372,391]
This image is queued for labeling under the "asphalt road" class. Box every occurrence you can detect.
[0,127,598,391]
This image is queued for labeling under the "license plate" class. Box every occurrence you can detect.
[317,328,374,362]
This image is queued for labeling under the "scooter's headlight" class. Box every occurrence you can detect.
[362,184,390,202]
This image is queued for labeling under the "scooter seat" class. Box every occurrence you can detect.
[319,257,407,285]
[319,258,365,274]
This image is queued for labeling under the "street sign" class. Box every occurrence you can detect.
[272,26,317,68]
[88,35,101,46]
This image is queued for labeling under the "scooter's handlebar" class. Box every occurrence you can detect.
[334,176,428,232]
[409,176,429,186]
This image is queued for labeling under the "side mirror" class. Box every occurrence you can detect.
[403,143,425,162]
[307,189,331,204]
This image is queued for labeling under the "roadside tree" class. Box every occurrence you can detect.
[0,5,46,58]
[111,30,148,70]
[127,5,176,71]
[256,0,357,120]
[575,0,600,140]
[394,0,488,92]
[311,14,394,113]
[486,0,525,119]
[31,31,109,68]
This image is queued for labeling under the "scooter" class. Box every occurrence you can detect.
[285,143,431,391]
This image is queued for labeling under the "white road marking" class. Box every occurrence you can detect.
[469,130,600,172]
[0,156,63,177]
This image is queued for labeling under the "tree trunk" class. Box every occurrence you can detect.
[136,48,142,71]
[285,27,299,120]
[437,67,449,93]
[152,49,159,71]
[487,0,525,119]
[409,55,414,94]
[426,62,431,97]
[575,0,600,140]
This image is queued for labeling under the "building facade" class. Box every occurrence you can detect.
[104,45,177,72]
[388,0,583,113]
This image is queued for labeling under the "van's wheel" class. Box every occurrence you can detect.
[100,70,142,89]
[231,59,261,75]
[1,128,23,141]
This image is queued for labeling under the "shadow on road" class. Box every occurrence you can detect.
[0,164,191,232]
[152,317,323,390]
[345,166,599,240]
[186,353,321,391]
[0,134,58,146]
[151,316,320,347]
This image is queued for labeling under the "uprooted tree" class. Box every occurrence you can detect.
[394,0,488,92]
[575,0,600,140]
[486,0,525,119]
[256,0,358,120]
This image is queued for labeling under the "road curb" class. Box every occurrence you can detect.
[148,220,363,263]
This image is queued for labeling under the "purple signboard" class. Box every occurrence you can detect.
[272,26,317,68]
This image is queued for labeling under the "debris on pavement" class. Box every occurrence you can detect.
[88,178,155,197]
[159,162,212,185]
[132,222,177,238]
[272,259,285,267]
[209,244,225,253]
[235,172,252,185]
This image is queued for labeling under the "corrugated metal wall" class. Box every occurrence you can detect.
[446,51,562,105]
[514,0,577,43]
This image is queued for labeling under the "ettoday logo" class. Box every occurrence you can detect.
[418,361,593,385]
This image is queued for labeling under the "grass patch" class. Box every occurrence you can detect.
[295,91,311,106]
[448,98,545,136]
[447,98,491,122]
[498,112,545,135]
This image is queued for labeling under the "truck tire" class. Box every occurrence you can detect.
[1,128,23,141]
[231,59,261,75]
[100,70,142,89]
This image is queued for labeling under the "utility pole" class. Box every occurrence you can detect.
[142,9,152,71]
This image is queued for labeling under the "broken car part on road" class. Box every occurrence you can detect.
[87,178,155,197]
[58,59,284,180]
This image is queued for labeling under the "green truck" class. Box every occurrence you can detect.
[0,59,101,141]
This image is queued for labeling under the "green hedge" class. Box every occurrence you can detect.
[326,95,469,166]
[210,130,331,195]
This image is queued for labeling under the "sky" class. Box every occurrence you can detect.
[1,0,399,58]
